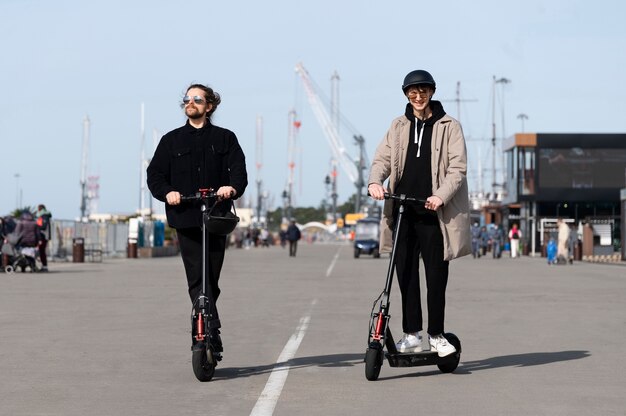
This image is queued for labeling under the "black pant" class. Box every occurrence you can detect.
[394,211,449,335]
[289,240,298,257]
[38,239,48,266]
[177,228,226,329]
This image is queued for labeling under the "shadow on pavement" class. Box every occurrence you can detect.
[378,350,590,380]
[214,353,363,380]
[457,350,591,374]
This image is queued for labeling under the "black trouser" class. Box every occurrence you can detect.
[38,239,48,266]
[289,240,298,257]
[176,227,226,329]
[394,211,449,336]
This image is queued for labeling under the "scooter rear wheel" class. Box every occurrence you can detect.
[365,341,384,381]
[192,343,216,382]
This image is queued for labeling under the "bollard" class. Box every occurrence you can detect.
[127,238,138,258]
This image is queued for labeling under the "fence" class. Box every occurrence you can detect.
[48,219,130,261]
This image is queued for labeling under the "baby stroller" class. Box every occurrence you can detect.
[2,233,39,273]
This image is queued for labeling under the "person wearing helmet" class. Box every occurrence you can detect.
[368,70,471,357]
[147,83,248,353]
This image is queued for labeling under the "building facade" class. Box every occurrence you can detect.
[501,133,626,256]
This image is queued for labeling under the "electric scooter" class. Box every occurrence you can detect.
[364,193,462,381]
[181,188,239,382]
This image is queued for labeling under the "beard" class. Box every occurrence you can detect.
[185,107,206,120]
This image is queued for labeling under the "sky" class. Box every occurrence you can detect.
[1,0,625,220]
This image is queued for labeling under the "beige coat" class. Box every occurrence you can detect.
[368,113,472,261]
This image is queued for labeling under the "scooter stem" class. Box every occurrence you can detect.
[382,199,406,304]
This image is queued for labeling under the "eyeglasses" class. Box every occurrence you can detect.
[182,95,206,105]
[406,88,430,98]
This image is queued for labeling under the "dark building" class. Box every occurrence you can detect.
[502,133,626,257]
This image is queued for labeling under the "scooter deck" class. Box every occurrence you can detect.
[386,350,458,368]
[383,329,461,368]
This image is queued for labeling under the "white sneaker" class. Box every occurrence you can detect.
[429,334,456,357]
[396,333,422,353]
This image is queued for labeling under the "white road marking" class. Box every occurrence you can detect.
[326,248,341,277]
[250,305,313,416]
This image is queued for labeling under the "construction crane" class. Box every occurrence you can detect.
[294,62,369,212]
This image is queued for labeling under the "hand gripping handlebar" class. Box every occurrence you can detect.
[368,191,427,206]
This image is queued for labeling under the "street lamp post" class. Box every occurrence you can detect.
[495,77,511,194]
[517,113,529,133]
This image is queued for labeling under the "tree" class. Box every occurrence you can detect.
[337,194,357,218]
[292,206,326,224]
[11,206,34,218]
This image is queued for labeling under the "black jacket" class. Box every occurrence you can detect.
[286,224,301,241]
[147,120,248,229]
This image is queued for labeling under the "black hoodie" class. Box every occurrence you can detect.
[395,100,446,217]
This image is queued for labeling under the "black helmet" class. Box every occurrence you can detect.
[204,200,240,235]
[205,211,239,235]
[402,70,436,93]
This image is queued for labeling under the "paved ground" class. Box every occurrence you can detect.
[1,243,624,416]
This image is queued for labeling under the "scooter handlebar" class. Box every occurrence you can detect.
[367,191,427,205]
[180,189,218,201]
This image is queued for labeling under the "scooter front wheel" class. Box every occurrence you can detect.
[364,341,384,381]
[192,343,216,382]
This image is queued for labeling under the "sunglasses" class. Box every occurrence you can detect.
[182,95,206,105]
[406,88,430,98]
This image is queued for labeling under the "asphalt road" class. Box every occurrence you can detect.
[1,243,624,416]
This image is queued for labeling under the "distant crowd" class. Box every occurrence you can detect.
[470,220,578,264]
[230,219,303,257]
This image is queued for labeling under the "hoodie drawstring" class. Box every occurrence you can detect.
[415,118,425,158]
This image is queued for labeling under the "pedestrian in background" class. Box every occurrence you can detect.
[35,204,52,272]
[568,223,577,264]
[490,223,504,259]
[286,220,301,257]
[508,223,522,258]
[557,219,570,264]
[470,222,481,258]
[15,211,39,249]
[480,225,489,256]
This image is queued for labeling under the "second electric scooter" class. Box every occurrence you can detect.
[364,193,461,381]
[181,189,239,382]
